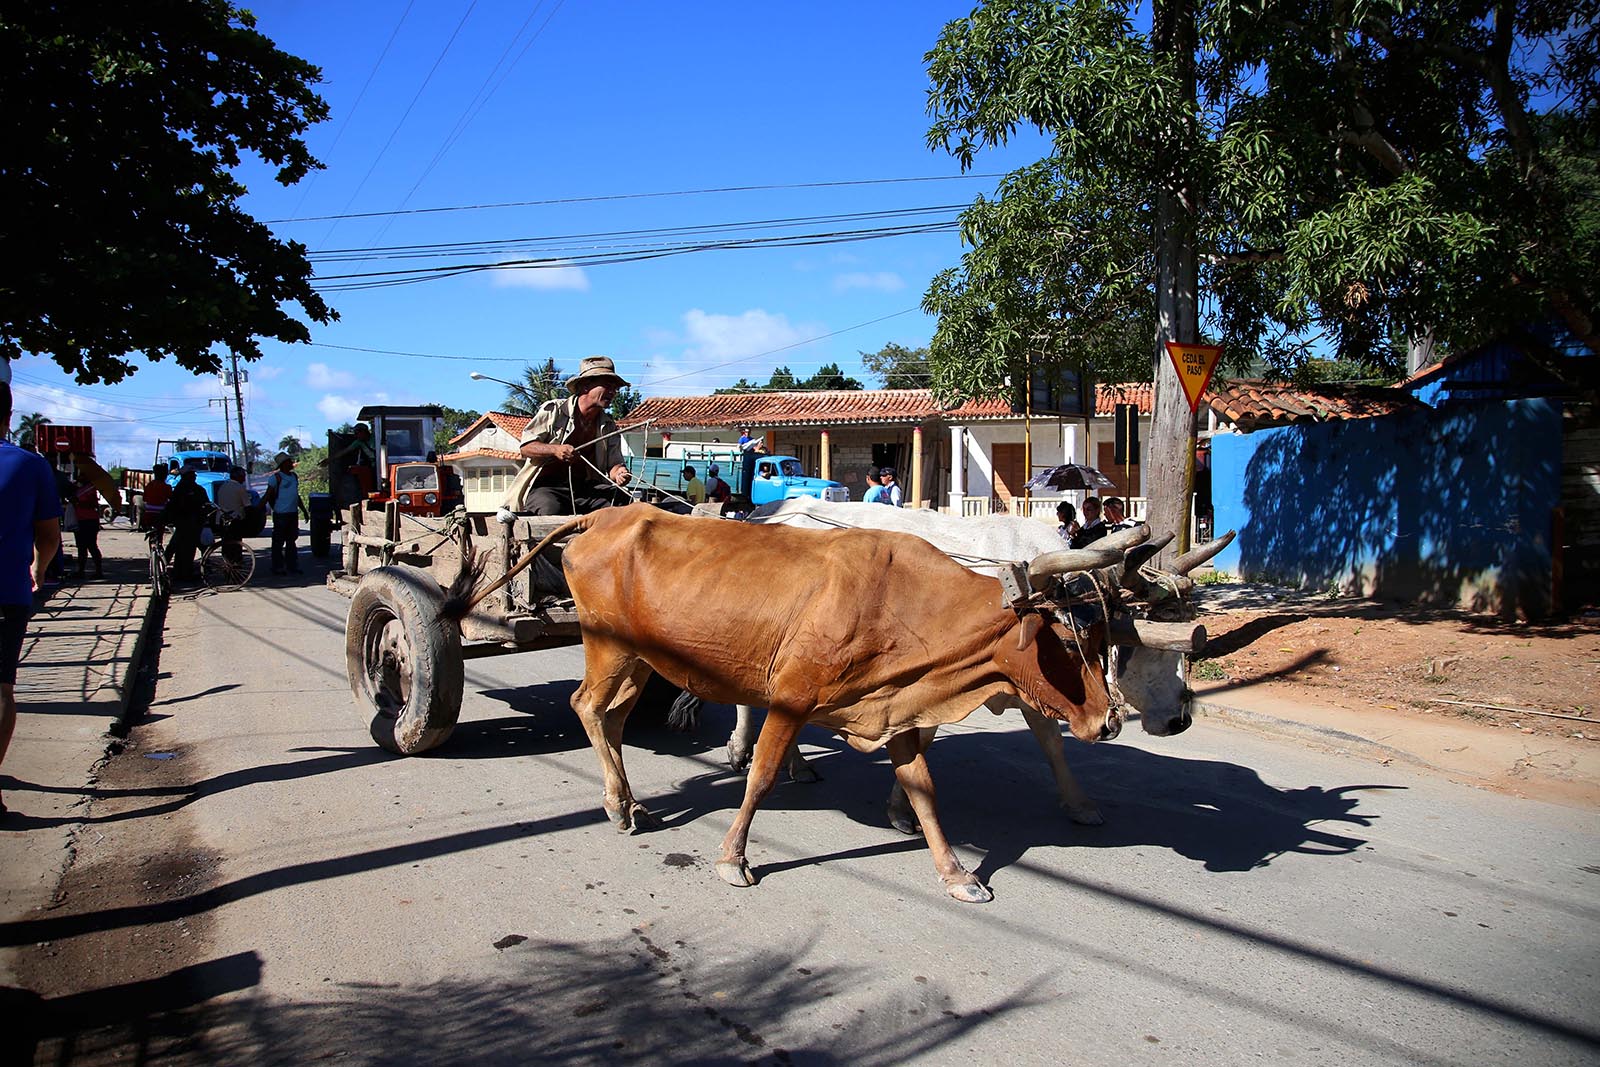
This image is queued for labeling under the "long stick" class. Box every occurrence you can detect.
[1427,699,1594,723]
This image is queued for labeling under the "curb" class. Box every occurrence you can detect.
[111,584,163,731]
[1190,697,1447,775]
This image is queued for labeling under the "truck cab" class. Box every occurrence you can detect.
[742,455,849,507]
[355,405,464,518]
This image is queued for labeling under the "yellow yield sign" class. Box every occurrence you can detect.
[1164,342,1224,412]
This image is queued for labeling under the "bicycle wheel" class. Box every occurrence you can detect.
[201,541,256,591]
[148,537,169,599]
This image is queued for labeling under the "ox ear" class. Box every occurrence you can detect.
[1016,612,1045,651]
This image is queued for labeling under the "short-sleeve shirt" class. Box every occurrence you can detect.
[683,476,706,504]
[863,485,888,504]
[519,397,623,488]
[0,442,62,603]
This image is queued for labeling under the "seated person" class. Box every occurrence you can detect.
[500,356,634,517]
[141,464,172,530]
[682,466,706,504]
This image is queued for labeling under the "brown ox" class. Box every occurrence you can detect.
[456,504,1128,903]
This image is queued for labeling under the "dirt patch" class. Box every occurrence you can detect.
[6,733,224,1065]
[1194,590,1600,741]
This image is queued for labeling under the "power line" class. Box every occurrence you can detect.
[267,173,1007,225]
[322,0,480,246]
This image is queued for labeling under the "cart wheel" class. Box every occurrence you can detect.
[345,567,463,755]
[310,512,333,558]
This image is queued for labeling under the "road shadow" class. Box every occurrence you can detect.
[1,937,1034,1067]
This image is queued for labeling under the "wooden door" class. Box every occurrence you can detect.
[1096,442,1140,497]
[992,443,1026,507]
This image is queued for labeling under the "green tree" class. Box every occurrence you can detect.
[924,0,1598,551]
[277,434,304,458]
[610,385,643,420]
[433,405,483,453]
[861,343,932,389]
[242,438,264,472]
[500,359,565,415]
[0,1,336,385]
[14,412,47,449]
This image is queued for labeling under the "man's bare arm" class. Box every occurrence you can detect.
[32,518,60,592]
[521,440,576,463]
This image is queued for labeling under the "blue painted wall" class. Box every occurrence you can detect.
[1211,399,1562,616]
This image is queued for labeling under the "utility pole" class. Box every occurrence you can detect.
[227,353,249,469]
[209,397,232,451]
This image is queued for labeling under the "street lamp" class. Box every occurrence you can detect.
[468,371,517,389]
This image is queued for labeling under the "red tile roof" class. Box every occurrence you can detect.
[441,447,520,463]
[1203,379,1424,431]
[448,411,533,446]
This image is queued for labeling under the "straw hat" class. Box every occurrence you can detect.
[565,355,630,392]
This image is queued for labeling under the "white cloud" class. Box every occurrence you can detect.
[316,394,362,424]
[255,365,285,380]
[181,378,225,399]
[681,309,811,361]
[306,362,358,389]
[488,260,591,291]
[833,271,905,293]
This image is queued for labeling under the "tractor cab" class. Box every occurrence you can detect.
[357,406,463,517]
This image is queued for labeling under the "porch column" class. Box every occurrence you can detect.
[948,425,966,512]
[819,429,831,481]
[911,425,924,507]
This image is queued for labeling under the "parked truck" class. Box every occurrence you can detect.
[126,440,267,535]
[623,452,848,507]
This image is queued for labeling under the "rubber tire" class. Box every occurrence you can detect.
[310,512,333,558]
[345,567,463,755]
[239,505,268,539]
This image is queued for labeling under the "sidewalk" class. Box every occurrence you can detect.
[0,526,158,983]
[1191,678,1600,809]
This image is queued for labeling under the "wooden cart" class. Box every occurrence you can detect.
[329,501,585,755]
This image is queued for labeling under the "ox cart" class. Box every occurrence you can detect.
[329,499,591,754]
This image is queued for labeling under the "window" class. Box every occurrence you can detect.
[395,465,437,491]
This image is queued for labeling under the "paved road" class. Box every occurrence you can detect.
[12,572,1600,1066]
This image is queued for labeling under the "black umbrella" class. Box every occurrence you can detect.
[1025,463,1118,492]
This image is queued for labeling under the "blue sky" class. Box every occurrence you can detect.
[10,0,1051,467]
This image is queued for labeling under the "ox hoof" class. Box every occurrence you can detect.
[946,880,993,904]
[1066,805,1105,827]
[606,804,657,834]
[715,859,756,888]
[888,809,922,836]
[727,746,752,774]
[788,760,821,784]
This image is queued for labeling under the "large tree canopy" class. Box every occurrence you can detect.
[923,0,1599,400]
[0,0,335,384]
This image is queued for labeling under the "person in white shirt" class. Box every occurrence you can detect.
[265,453,310,575]
[880,467,904,507]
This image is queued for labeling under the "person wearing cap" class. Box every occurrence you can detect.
[681,465,706,505]
[880,467,903,508]
[503,355,634,515]
[264,452,311,575]
[704,462,731,504]
[140,463,173,530]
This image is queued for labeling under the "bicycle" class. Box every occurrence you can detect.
[145,525,170,599]
[199,507,256,591]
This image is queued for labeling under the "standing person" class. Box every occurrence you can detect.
[265,452,310,575]
[1070,497,1106,548]
[165,469,209,581]
[73,475,103,579]
[863,468,887,504]
[880,467,904,507]
[502,356,634,516]
[681,465,706,504]
[704,463,731,504]
[0,382,63,815]
[1055,501,1079,545]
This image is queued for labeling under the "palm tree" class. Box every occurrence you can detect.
[502,359,564,416]
[14,412,47,449]
[278,433,304,457]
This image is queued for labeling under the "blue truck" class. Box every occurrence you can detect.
[623,452,848,506]
[132,440,267,536]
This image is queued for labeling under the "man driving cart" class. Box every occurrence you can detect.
[501,355,633,516]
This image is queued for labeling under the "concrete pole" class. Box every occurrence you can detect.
[910,426,924,507]
[820,429,831,481]
[948,425,965,512]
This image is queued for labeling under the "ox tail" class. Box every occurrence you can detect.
[438,513,593,624]
[666,689,703,733]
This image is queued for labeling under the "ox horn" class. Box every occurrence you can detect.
[1120,532,1175,577]
[1027,544,1124,590]
[1171,529,1237,576]
[1107,616,1207,653]
[1098,522,1151,553]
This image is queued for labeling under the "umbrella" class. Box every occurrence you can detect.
[1025,463,1117,492]
[71,452,123,511]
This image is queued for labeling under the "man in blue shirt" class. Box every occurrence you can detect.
[0,382,63,815]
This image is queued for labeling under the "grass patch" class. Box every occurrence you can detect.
[1195,571,1234,586]
[1193,659,1228,681]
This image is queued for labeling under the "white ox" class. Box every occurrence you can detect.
[727,498,1232,827]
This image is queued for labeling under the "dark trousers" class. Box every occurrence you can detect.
[73,519,103,575]
[167,521,202,579]
[271,512,300,573]
[525,485,626,516]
